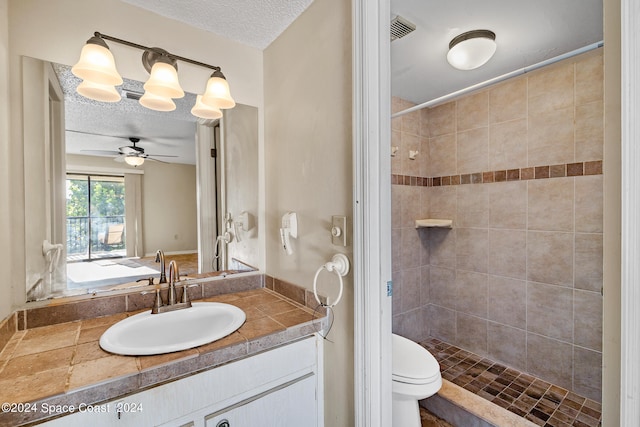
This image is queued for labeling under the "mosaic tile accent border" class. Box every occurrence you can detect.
[392,160,603,187]
[422,338,602,427]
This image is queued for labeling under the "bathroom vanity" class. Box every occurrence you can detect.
[40,336,322,427]
[0,277,326,427]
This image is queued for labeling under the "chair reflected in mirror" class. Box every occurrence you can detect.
[98,223,125,251]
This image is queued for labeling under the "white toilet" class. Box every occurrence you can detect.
[392,334,442,427]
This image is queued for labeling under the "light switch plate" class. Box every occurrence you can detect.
[331,215,347,246]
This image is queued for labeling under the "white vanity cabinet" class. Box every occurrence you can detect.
[40,336,323,427]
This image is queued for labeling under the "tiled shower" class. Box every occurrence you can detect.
[391,50,603,402]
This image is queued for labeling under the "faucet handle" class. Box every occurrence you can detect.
[180,283,200,305]
[141,288,164,313]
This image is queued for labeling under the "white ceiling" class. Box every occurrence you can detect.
[391,0,603,106]
[120,0,314,50]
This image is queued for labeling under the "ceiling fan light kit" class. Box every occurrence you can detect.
[447,29,497,70]
[72,32,235,119]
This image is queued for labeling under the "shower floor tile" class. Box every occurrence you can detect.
[421,338,602,427]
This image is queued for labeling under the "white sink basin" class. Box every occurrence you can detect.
[100,302,246,356]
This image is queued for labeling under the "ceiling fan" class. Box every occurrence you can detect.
[80,137,178,166]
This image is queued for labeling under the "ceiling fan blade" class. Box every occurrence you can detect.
[80,149,121,156]
[147,157,170,164]
[145,153,179,158]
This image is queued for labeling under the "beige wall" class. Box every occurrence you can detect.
[602,0,621,423]
[0,0,11,319]
[7,0,262,308]
[264,0,353,424]
[141,161,197,255]
[392,50,604,401]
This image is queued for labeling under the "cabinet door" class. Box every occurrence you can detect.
[205,375,317,427]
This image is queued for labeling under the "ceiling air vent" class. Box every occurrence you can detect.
[390,15,416,42]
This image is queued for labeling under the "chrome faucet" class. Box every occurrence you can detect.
[146,260,194,314]
[168,260,180,305]
[155,249,167,283]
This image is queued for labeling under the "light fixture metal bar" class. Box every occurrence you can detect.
[95,32,221,72]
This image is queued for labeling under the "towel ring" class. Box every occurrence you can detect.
[313,254,350,307]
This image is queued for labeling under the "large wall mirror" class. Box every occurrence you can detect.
[23,56,259,302]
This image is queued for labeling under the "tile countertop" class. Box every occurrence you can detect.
[0,289,325,427]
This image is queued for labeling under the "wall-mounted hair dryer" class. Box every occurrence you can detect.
[280,212,298,255]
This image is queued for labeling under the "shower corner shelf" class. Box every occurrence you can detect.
[415,219,453,229]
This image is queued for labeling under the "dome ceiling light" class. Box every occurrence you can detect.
[446,29,497,71]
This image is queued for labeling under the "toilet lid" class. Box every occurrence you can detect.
[392,334,441,384]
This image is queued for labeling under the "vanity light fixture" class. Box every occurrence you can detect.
[446,29,497,70]
[191,95,223,119]
[72,32,235,118]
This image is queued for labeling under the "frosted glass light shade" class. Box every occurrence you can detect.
[139,91,176,111]
[191,95,223,119]
[125,156,145,167]
[143,61,184,99]
[201,76,235,109]
[72,42,123,86]
[447,30,497,71]
[77,80,121,102]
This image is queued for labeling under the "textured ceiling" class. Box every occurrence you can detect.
[121,0,314,50]
[391,0,603,106]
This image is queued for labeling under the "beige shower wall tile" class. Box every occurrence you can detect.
[430,266,457,310]
[526,333,573,390]
[391,228,401,273]
[457,127,489,174]
[401,132,422,176]
[573,347,602,402]
[489,118,528,171]
[401,267,422,313]
[427,305,456,343]
[456,270,488,318]
[489,77,527,124]
[456,313,487,356]
[487,322,526,372]
[400,226,425,269]
[527,281,573,342]
[489,181,527,229]
[429,133,457,177]
[392,96,412,115]
[456,228,489,273]
[457,183,489,228]
[528,177,575,232]
[391,129,401,174]
[428,101,456,137]
[391,184,403,228]
[488,229,527,280]
[574,289,603,351]
[575,51,604,106]
[527,231,574,287]
[399,185,422,228]
[429,227,456,268]
[575,233,603,293]
[457,91,488,131]
[428,186,457,223]
[575,175,603,233]
[402,108,421,136]
[420,107,430,137]
[575,100,604,162]
[528,107,575,166]
[488,275,526,329]
[392,270,403,314]
[528,61,574,115]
